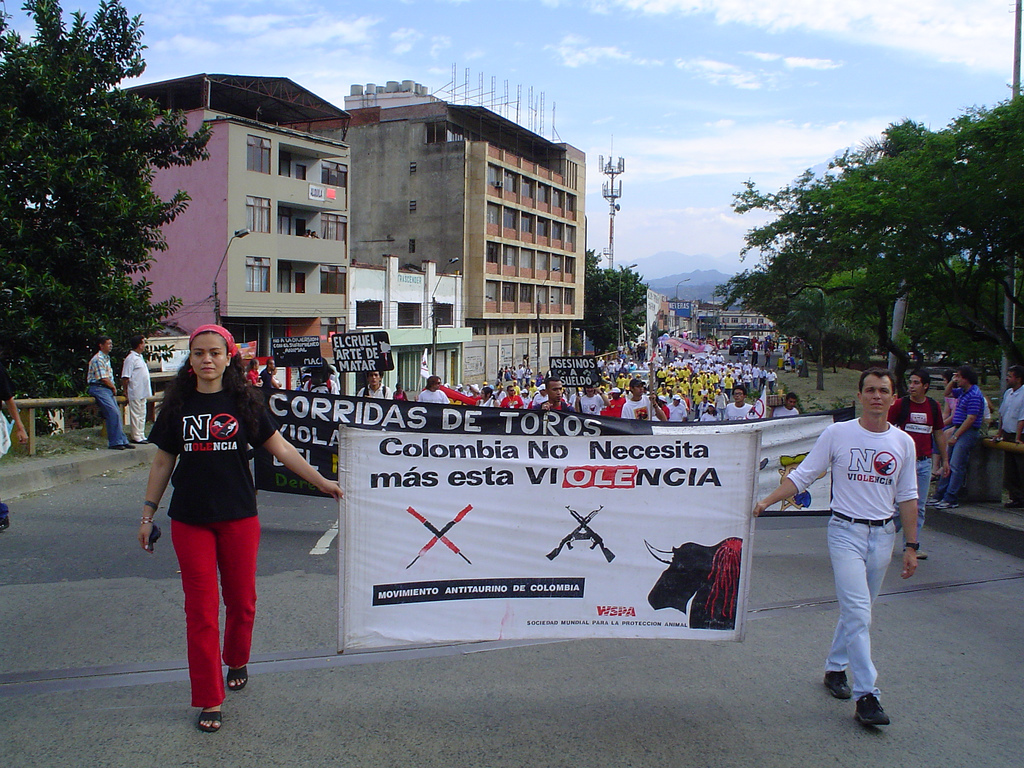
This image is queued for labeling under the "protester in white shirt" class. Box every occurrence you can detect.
[667,394,689,422]
[772,392,801,418]
[724,384,754,421]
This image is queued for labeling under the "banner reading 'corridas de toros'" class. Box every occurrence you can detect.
[339,427,760,652]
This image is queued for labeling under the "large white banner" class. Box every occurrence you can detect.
[340,427,760,651]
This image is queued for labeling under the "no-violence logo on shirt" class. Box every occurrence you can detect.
[847,448,897,485]
[182,413,240,452]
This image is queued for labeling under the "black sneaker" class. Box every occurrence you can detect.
[823,670,852,699]
[0,515,9,531]
[855,693,890,725]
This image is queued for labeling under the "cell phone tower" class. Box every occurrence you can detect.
[599,154,624,268]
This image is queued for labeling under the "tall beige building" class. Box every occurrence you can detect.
[345,81,586,385]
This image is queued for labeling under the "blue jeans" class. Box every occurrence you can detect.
[934,427,979,503]
[896,458,930,545]
[825,515,897,700]
[89,384,128,448]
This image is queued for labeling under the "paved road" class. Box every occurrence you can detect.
[2,465,1023,767]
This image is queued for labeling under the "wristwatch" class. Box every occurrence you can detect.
[904,542,920,551]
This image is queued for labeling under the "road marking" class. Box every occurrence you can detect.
[309,521,339,555]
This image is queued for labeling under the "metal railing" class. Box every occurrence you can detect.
[11,394,164,456]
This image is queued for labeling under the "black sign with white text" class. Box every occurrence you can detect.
[271,336,324,368]
[549,356,600,387]
[331,331,395,373]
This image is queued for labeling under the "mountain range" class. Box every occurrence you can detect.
[624,251,738,301]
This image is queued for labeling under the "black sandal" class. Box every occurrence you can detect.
[197,709,222,733]
[226,665,248,692]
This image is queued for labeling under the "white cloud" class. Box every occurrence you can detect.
[589,117,890,185]
[783,56,840,70]
[610,0,1013,72]
[675,58,769,89]
[390,28,423,55]
[149,34,220,58]
[430,35,453,58]
[547,34,661,67]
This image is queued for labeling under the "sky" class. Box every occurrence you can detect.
[11,0,1020,277]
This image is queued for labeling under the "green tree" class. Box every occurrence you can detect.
[0,0,209,397]
[724,100,1024,381]
[581,250,647,353]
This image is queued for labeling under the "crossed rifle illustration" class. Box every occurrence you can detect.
[547,505,615,562]
[405,504,473,568]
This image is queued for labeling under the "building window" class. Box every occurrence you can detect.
[536,286,548,304]
[521,178,533,199]
[564,288,575,308]
[551,221,563,241]
[486,242,500,264]
[277,260,293,293]
[536,218,548,238]
[408,238,416,254]
[356,300,383,327]
[425,122,446,143]
[278,206,294,235]
[433,302,454,326]
[487,164,501,188]
[410,161,417,173]
[502,169,518,194]
[564,256,575,276]
[564,225,576,246]
[246,135,271,173]
[486,202,501,226]
[550,286,562,304]
[321,161,347,187]
[321,316,344,339]
[485,281,498,302]
[503,245,517,267]
[397,302,422,327]
[519,284,534,303]
[409,200,417,212]
[320,265,345,295]
[294,163,307,181]
[520,249,534,269]
[565,193,576,213]
[321,213,347,242]
[503,208,517,229]
[551,188,562,208]
[536,184,549,204]
[520,213,534,234]
[279,151,291,177]
[245,257,269,292]
[246,196,270,233]
[551,254,563,272]
[536,252,549,271]
[501,283,516,303]
[295,272,306,293]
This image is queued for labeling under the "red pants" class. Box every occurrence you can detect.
[171,516,260,708]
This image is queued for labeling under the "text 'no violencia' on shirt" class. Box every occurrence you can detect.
[149,390,278,525]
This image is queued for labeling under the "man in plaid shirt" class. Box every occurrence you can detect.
[87,336,133,451]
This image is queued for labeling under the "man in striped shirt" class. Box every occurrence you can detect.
[929,365,984,509]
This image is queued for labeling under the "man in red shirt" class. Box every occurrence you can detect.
[601,387,625,418]
[887,368,949,560]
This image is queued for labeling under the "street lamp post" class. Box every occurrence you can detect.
[673,278,691,335]
[616,263,638,351]
[212,228,250,325]
[431,257,460,378]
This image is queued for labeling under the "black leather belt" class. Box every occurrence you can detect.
[832,511,894,526]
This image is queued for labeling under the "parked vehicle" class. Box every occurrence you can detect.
[729,335,751,356]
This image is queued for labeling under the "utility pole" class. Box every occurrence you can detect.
[1006,0,1022,386]
[599,154,624,269]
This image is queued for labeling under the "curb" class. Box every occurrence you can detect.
[0,445,156,500]
[926,503,1024,560]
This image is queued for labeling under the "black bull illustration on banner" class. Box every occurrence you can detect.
[645,538,743,630]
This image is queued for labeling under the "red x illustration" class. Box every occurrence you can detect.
[405,504,473,568]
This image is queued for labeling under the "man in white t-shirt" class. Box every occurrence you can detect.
[667,393,689,422]
[723,385,754,421]
[619,378,667,421]
[120,335,152,443]
[356,370,391,399]
[575,382,608,416]
[754,368,918,727]
[417,376,449,404]
[772,392,800,418]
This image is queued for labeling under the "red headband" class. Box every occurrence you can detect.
[189,324,239,357]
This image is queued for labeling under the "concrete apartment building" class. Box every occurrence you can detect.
[129,74,354,363]
[344,80,586,384]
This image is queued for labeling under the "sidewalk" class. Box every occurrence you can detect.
[0,443,157,500]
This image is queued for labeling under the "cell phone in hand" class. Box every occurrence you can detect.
[147,523,162,552]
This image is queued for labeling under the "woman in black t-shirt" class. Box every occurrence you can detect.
[137,325,342,733]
